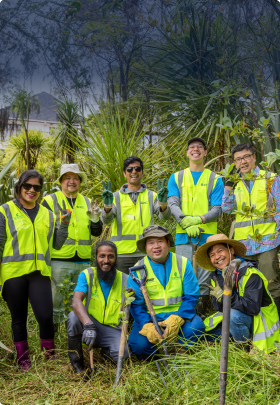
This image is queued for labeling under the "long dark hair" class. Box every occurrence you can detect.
[14,170,44,204]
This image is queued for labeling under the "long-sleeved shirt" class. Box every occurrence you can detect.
[0,200,68,259]
[167,171,224,246]
[127,252,199,329]
[101,183,171,256]
[221,166,280,255]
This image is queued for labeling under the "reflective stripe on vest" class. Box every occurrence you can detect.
[234,171,277,240]
[0,201,54,295]
[204,311,223,331]
[174,168,218,235]
[83,267,127,327]
[136,254,186,312]
[43,191,91,259]
[110,189,156,254]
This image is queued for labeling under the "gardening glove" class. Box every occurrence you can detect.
[225,167,240,188]
[101,180,114,209]
[158,315,185,339]
[126,287,136,298]
[186,225,200,238]
[139,322,162,344]
[57,200,72,224]
[180,215,202,230]
[82,322,97,351]
[87,198,101,223]
[157,178,168,208]
[204,276,223,302]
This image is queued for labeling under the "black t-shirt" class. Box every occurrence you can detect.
[22,205,39,224]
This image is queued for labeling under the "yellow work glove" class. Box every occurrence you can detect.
[139,323,162,344]
[158,315,185,339]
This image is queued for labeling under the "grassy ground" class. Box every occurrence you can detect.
[1,298,280,405]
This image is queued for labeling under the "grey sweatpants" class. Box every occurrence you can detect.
[176,244,211,296]
[67,311,129,362]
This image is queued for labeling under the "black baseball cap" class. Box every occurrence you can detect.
[187,137,207,149]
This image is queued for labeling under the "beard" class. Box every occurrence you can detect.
[96,261,116,283]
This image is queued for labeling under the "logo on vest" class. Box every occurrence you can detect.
[14,213,24,221]
[92,289,99,298]
[122,214,134,221]
[146,278,155,282]
[76,206,84,209]
[172,271,181,280]
[200,183,207,187]
[141,202,148,204]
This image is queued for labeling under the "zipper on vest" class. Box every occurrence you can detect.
[164,263,166,289]
[21,206,37,268]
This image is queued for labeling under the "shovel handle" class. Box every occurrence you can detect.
[192,254,198,278]
[89,349,94,370]
[140,285,156,317]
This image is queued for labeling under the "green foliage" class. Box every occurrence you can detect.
[55,275,75,319]
[0,170,17,205]
[119,288,135,322]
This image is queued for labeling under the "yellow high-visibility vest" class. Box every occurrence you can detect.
[42,191,91,259]
[174,168,218,235]
[136,254,188,314]
[234,171,276,240]
[0,201,55,296]
[204,268,280,353]
[83,267,127,327]
[110,189,157,254]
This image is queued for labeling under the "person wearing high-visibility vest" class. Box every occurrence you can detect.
[66,241,131,377]
[167,137,224,315]
[42,164,103,325]
[195,234,280,353]
[101,156,171,275]
[222,143,280,315]
[127,225,205,360]
[0,170,71,371]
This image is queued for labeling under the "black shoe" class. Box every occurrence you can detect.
[68,335,89,380]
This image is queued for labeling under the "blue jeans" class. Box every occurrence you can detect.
[207,309,253,342]
[128,315,205,360]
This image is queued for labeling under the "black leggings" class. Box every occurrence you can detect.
[2,271,54,342]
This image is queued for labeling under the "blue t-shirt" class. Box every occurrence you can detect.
[167,171,224,246]
[74,271,115,306]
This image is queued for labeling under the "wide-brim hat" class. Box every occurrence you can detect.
[187,137,207,149]
[137,225,175,253]
[55,164,87,185]
[195,234,247,271]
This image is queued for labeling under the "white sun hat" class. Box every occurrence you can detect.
[55,164,87,185]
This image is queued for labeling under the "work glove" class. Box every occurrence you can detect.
[126,287,136,298]
[180,215,202,230]
[58,200,72,224]
[139,322,162,344]
[87,198,101,223]
[225,167,240,188]
[101,180,114,209]
[158,314,185,339]
[204,276,223,302]
[157,178,168,208]
[186,225,201,238]
[82,322,97,351]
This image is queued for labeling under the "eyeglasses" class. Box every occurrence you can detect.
[234,154,253,163]
[188,144,205,150]
[22,183,42,192]
[126,166,142,173]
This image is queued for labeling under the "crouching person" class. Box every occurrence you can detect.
[195,234,280,353]
[67,241,129,376]
[128,225,205,360]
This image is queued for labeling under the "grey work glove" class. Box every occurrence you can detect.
[87,198,101,223]
[157,178,168,208]
[101,180,114,209]
[58,200,72,224]
[82,322,97,351]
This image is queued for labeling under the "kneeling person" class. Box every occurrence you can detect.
[67,241,128,375]
[128,225,205,360]
[196,234,280,353]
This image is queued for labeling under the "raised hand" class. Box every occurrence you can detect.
[157,178,168,207]
[87,197,101,223]
[58,200,72,224]
[101,180,113,208]
[204,276,223,302]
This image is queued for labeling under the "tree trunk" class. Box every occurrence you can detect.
[24,127,31,170]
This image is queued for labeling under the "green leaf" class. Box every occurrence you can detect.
[0,340,12,352]
[0,153,18,182]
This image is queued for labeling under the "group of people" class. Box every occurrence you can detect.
[1,137,280,375]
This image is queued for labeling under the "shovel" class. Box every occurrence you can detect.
[219,258,241,405]
[89,349,94,379]
[129,265,184,387]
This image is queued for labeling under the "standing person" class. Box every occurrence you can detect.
[67,241,130,377]
[101,156,171,275]
[128,225,205,360]
[167,137,224,315]
[42,164,103,325]
[222,143,280,315]
[0,170,71,371]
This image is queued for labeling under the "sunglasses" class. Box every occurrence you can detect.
[126,166,142,173]
[22,183,42,192]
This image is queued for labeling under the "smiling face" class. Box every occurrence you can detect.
[19,177,41,207]
[96,245,116,272]
[186,141,207,163]
[233,149,256,174]
[60,172,81,196]
[123,162,143,188]
[208,244,235,270]
[145,236,170,263]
